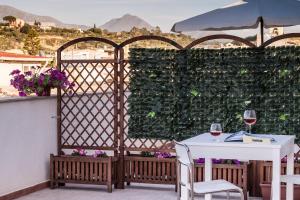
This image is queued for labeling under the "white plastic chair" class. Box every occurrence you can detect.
[175,141,244,200]
[281,144,300,184]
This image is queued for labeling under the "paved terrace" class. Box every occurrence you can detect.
[16,184,261,200]
[0,95,263,200]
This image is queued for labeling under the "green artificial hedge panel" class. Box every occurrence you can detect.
[127,49,180,139]
[128,47,300,141]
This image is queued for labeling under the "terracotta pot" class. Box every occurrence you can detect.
[260,183,300,200]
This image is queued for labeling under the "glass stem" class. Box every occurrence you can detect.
[249,125,251,134]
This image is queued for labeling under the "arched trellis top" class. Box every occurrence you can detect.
[261,33,300,48]
[119,35,184,49]
[185,34,256,49]
[56,33,300,55]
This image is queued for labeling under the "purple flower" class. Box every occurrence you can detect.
[232,160,241,165]
[93,150,107,158]
[9,67,73,96]
[19,91,27,96]
[38,74,45,86]
[154,152,172,158]
[71,148,87,156]
[10,69,21,76]
[195,158,205,164]
[212,159,222,164]
[24,71,32,76]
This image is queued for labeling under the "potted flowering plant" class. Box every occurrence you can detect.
[93,150,108,158]
[10,68,74,96]
[71,148,87,156]
[154,151,172,158]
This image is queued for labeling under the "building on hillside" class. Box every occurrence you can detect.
[28,22,56,30]
[61,48,113,60]
[0,52,53,96]
[269,27,284,38]
[9,18,25,28]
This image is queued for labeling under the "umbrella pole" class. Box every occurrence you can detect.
[260,17,264,46]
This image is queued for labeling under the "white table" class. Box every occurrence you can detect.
[181,133,295,200]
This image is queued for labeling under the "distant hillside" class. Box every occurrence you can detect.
[100,14,154,32]
[0,5,89,29]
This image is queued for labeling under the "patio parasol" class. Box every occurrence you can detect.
[171,0,300,45]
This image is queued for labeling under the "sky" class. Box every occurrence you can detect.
[0,0,236,32]
[0,0,299,36]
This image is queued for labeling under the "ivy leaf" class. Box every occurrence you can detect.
[244,100,251,106]
[149,73,157,78]
[240,69,248,75]
[190,89,199,97]
[43,75,50,86]
[279,114,289,121]
[236,113,243,123]
[279,69,290,78]
[147,111,156,118]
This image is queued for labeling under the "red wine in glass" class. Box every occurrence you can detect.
[243,110,256,133]
[244,118,257,126]
[210,131,222,137]
[210,123,222,141]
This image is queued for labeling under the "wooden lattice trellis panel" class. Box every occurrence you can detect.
[121,60,174,152]
[59,60,118,151]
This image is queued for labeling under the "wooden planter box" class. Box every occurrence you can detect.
[194,162,249,200]
[124,155,249,198]
[260,161,300,183]
[260,183,300,200]
[50,154,118,192]
[194,162,249,188]
[259,161,300,199]
[124,156,177,186]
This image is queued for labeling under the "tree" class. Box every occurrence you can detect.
[20,23,32,34]
[23,29,41,55]
[34,20,41,27]
[152,26,162,35]
[130,27,140,36]
[88,27,102,35]
[3,16,16,24]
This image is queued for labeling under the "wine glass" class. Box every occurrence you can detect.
[243,110,257,133]
[210,123,223,142]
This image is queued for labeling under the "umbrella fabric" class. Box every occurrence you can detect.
[171,0,300,32]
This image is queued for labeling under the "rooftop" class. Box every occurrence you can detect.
[0,52,52,62]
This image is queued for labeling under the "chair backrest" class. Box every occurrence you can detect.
[294,144,300,154]
[175,141,193,166]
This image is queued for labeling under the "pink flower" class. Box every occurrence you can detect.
[93,150,107,158]
[79,149,86,156]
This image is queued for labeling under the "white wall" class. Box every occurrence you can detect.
[0,97,57,196]
[0,63,23,88]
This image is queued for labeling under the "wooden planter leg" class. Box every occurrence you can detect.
[243,189,248,200]
[50,154,55,189]
[107,158,112,193]
[50,181,54,189]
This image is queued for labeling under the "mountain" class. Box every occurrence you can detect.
[100,14,154,32]
[0,5,89,29]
